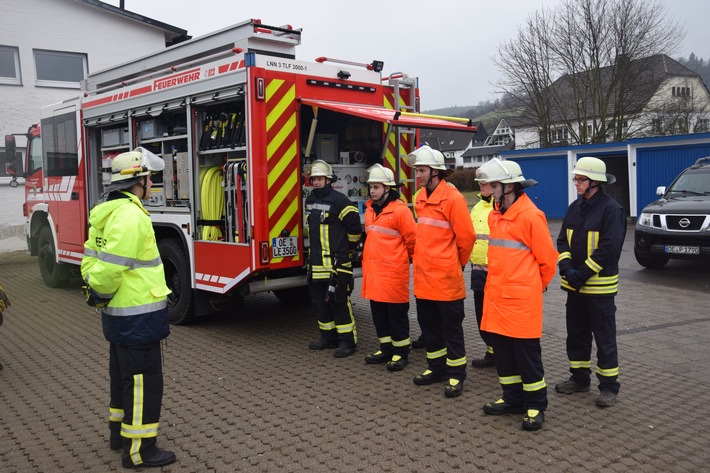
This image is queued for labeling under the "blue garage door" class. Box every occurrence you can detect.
[509,156,568,218]
[637,144,710,209]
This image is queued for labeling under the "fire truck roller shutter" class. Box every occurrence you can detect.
[200,167,224,241]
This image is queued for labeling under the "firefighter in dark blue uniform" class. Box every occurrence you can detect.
[305,160,362,358]
[555,157,626,408]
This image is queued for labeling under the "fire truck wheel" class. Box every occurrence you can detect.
[37,226,70,288]
[273,287,311,305]
[159,238,195,325]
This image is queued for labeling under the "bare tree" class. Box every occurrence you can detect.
[494,9,556,148]
[494,0,685,146]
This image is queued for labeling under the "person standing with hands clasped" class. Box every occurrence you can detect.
[555,157,626,408]
[469,170,495,369]
[408,145,476,398]
[477,158,558,431]
[305,160,362,358]
[81,147,176,469]
[361,164,417,371]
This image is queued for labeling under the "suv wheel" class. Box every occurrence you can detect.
[634,248,668,269]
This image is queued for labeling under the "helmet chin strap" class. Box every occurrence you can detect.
[372,188,390,206]
[583,181,600,197]
[140,176,149,200]
[425,169,441,190]
[493,184,518,213]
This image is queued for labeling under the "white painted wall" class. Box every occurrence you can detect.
[1,0,170,148]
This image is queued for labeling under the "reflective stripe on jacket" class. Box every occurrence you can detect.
[482,193,558,338]
[557,188,626,295]
[362,198,416,303]
[305,185,362,280]
[413,180,476,301]
[81,191,171,345]
[469,194,493,266]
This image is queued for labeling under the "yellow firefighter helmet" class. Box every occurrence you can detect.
[366,164,397,186]
[309,159,334,179]
[406,145,447,170]
[476,158,537,188]
[111,147,165,184]
[573,156,616,184]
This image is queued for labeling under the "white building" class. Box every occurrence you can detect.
[1,0,187,159]
[514,55,710,149]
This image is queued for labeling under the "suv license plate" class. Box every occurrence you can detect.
[665,245,700,255]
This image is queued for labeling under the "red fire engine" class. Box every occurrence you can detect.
[11,19,474,324]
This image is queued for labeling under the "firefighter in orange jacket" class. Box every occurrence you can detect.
[361,164,417,371]
[478,158,558,431]
[408,145,476,398]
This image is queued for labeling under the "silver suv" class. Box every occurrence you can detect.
[634,157,710,268]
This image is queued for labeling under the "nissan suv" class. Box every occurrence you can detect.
[634,157,710,269]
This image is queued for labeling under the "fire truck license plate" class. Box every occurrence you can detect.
[272,237,299,258]
[664,245,700,255]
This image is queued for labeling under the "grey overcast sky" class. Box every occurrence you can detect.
[110,0,708,110]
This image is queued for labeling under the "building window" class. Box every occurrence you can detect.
[676,118,689,134]
[652,119,663,134]
[463,156,471,164]
[0,45,21,85]
[551,127,569,143]
[672,86,691,98]
[33,49,87,88]
[694,119,709,133]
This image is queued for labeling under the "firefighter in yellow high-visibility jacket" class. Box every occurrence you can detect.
[468,171,495,368]
[81,147,176,469]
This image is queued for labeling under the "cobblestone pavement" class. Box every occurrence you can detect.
[1,204,710,471]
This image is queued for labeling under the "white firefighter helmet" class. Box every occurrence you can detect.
[309,160,334,179]
[109,147,165,191]
[366,164,397,186]
[475,158,537,188]
[406,145,447,170]
[573,156,616,184]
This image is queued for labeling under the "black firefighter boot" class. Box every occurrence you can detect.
[121,438,176,469]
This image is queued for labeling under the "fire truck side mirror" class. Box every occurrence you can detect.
[4,135,16,170]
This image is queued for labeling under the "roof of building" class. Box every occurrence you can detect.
[420,123,486,152]
[462,141,514,158]
[77,0,190,46]
[547,54,701,122]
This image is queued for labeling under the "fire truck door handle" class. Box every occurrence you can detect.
[71,192,79,200]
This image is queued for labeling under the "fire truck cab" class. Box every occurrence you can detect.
[20,19,474,324]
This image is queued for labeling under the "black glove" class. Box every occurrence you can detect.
[0,284,10,312]
[83,285,112,308]
[565,270,585,290]
[334,272,353,304]
[558,260,573,276]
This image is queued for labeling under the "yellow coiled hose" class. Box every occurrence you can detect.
[200,166,224,241]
